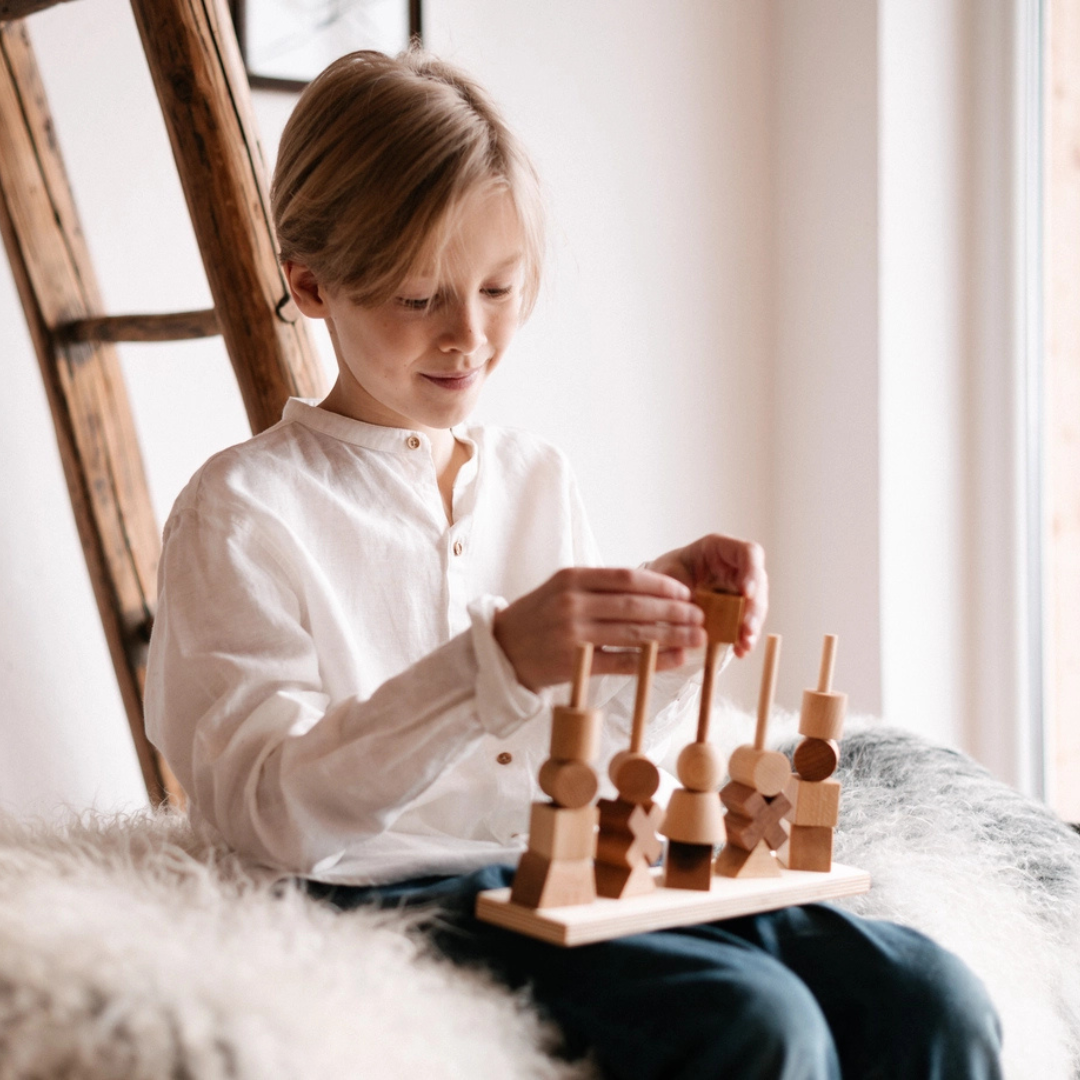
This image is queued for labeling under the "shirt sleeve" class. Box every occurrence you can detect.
[145,506,546,876]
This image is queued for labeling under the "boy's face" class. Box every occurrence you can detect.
[285,188,526,440]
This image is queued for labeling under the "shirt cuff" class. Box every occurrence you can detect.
[468,595,548,738]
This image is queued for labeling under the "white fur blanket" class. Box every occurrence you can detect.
[1,722,1078,1079]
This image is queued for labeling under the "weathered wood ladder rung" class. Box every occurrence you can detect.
[0,0,325,805]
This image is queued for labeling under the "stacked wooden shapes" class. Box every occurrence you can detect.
[715,634,792,879]
[595,642,665,898]
[510,643,601,908]
[782,634,847,872]
[660,588,743,890]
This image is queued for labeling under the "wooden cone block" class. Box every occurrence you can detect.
[660,788,725,845]
[663,840,715,891]
[715,839,782,879]
[785,825,834,872]
[784,777,841,827]
[510,851,597,908]
[528,803,598,860]
[793,737,840,781]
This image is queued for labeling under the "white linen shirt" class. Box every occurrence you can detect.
[145,399,700,885]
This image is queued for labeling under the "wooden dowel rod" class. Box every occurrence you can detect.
[570,642,594,709]
[0,0,79,20]
[629,640,658,753]
[817,634,838,692]
[695,639,721,744]
[754,634,781,749]
[59,308,220,344]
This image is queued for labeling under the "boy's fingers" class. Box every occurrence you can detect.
[558,566,693,601]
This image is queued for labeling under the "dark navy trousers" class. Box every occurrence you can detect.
[308,865,1003,1080]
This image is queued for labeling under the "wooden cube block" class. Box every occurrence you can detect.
[528,802,598,860]
[663,840,715,891]
[785,825,834,872]
[510,851,597,908]
[784,777,841,827]
[714,839,782,879]
[793,738,840,782]
[693,587,745,644]
[799,690,847,741]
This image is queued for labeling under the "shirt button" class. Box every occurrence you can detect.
[452,539,464,556]
[497,752,513,765]
[406,435,421,450]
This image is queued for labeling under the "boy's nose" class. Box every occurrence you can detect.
[439,299,485,355]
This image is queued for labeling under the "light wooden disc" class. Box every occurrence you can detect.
[798,690,847,741]
[550,706,602,761]
[727,745,792,797]
[609,750,661,802]
[538,759,599,809]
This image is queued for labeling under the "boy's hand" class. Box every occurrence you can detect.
[644,535,767,658]
[492,567,707,692]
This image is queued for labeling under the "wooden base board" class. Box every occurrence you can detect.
[476,862,870,947]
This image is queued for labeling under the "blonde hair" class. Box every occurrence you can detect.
[271,49,544,317]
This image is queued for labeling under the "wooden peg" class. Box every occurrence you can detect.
[608,642,661,801]
[799,634,847,740]
[570,641,593,709]
[727,634,791,796]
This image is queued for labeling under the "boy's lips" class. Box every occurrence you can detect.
[421,368,483,391]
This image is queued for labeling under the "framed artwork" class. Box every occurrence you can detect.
[229,0,423,92]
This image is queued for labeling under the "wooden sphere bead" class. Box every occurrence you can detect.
[799,690,847,741]
[538,759,599,809]
[675,741,724,792]
[693,587,745,644]
[609,750,661,802]
[793,737,840,781]
[659,789,725,845]
[727,745,792,797]
[549,706,602,761]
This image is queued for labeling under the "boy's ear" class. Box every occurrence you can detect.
[283,261,330,318]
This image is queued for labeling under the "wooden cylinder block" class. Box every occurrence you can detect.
[693,587,745,644]
[799,690,847,741]
[659,788,725,845]
[727,745,792,797]
[608,750,661,802]
[675,741,725,792]
[793,738,840,782]
[549,706,602,761]
[538,759,599,809]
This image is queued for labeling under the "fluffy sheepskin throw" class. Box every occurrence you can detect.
[1,721,1079,1080]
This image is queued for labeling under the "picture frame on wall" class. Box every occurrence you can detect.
[229,0,423,92]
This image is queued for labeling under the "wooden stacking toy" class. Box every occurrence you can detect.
[782,634,847,872]
[660,588,744,890]
[715,634,792,879]
[594,641,665,899]
[510,643,601,909]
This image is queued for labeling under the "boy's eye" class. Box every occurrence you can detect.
[396,296,433,311]
[482,285,513,299]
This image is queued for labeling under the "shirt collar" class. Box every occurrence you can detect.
[281,398,472,455]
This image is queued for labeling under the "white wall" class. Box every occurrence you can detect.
[0,0,1033,816]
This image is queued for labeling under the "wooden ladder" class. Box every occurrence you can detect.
[0,0,326,805]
